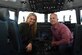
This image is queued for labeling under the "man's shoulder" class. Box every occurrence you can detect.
[59,23,66,26]
[59,23,64,25]
[59,23,64,26]
[59,23,68,28]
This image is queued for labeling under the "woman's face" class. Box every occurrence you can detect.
[27,16,36,26]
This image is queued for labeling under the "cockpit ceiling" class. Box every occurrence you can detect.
[29,0,65,13]
[0,0,82,14]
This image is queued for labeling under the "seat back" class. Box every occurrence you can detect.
[73,24,82,55]
[8,20,23,55]
[0,8,10,55]
[0,8,22,55]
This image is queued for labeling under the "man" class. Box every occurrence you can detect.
[50,13,73,55]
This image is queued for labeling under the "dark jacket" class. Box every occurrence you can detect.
[19,23,33,48]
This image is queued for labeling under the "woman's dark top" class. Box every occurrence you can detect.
[19,23,33,48]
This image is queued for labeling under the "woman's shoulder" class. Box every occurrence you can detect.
[20,22,26,24]
[19,22,28,26]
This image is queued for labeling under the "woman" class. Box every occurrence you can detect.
[19,13,37,55]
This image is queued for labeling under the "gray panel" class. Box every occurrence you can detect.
[0,0,82,11]
[64,0,82,9]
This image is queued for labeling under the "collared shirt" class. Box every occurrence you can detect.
[51,23,73,46]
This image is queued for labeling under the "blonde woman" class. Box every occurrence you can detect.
[19,13,37,55]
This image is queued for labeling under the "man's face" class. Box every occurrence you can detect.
[50,14,58,25]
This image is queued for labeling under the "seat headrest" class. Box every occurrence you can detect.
[0,8,9,21]
[0,12,5,21]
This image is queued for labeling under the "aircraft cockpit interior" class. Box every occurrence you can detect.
[0,0,82,55]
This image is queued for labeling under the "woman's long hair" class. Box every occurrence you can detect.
[26,13,37,37]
